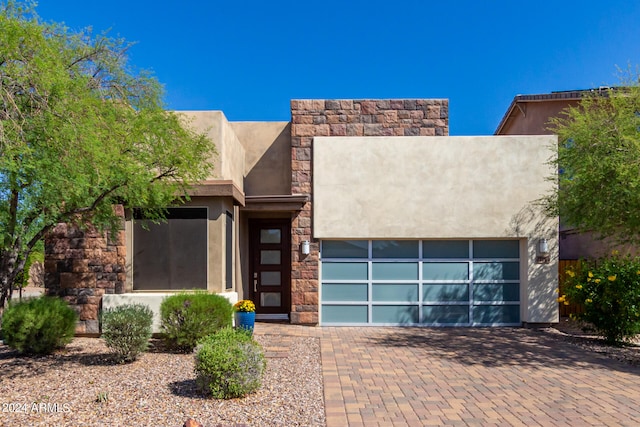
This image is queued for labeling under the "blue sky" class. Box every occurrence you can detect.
[35,1,640,135]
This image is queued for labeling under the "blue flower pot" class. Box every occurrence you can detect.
[235,311,256,334]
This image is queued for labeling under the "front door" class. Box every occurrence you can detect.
[249,219,291,320]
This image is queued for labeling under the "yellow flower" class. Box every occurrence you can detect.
[557,295,566,303]
[555,288,560,294]
[612,250,619,256]
[566,270,575,278]
[595,279,601,283]
[575,284,583,289]
[637,270,640,275]
[586,298,593,303]
[588,272,594,278]
[564,301,570,305]
[608,275,617,282]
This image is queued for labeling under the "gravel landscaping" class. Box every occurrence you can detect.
[0,334,325,427]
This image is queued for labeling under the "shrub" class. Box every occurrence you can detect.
[0,296,77,355]
[101,303,153,363]
[160,292,233,352]
[563,253,640,343]
[194,327,266,399]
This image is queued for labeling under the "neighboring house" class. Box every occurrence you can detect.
[495,89,625,260]
[45,99,558,333]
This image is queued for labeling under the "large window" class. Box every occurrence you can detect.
[133,208,208,290]
[320,240,520,326]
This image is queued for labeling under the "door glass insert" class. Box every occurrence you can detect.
[260,229,281,244]
[260,250,281,265]
[261,271,281,286]
[261,292,281,307]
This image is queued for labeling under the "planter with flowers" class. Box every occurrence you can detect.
[233,300,256,333]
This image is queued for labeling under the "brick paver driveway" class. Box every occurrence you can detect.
[258,324,640,426]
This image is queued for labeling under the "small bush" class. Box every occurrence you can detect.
[0,296,77,355]
[563,253,640,343]
[194,327,266,399]
[160,292,233,352]
[101,304,153,363]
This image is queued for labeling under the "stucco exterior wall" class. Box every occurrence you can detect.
[313,135,559,323]
[230,121,291,196]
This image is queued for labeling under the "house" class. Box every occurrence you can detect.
[495,89,627,260]
[45,99,558,333]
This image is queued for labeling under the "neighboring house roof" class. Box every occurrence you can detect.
[494,88,615,135]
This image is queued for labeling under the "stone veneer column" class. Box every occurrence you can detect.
[44,205,126,334]
[289,99,449,324]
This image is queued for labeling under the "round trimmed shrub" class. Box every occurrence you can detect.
[101,303,153,363]
[1,296,77,355]
[194,327,266,399]
[160,292,233,352]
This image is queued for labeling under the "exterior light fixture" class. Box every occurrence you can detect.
[301,240,310,255]
[536,238,550,264]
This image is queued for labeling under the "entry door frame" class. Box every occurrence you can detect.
[249,218,291,320]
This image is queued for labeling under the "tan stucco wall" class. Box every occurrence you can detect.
[179,111,245,189]
[230,121,292,196]
[313,135,559,323]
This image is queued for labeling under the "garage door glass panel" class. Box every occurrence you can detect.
[372,284,419,302]
[372,240,419,258]
[322,305,368,323]
[423,240,469,258]
[322,240,368,258]
[473,305,520,324]
[423,263,469,280]
[473,240,519,258]
[322,284,368,301]
[474,283,520,302]
[422,305,469,324]
[372,306,418,323]
[474,262,519,280]
[372,263,418,280]
[323,262,368,280]
[423,284,469,302]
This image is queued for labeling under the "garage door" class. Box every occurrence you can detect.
[320,240,520,326]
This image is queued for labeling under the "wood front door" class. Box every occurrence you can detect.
[249,219,291,320]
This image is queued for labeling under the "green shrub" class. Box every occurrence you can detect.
[0,296,77,355]
[160,292,233,351]
[101,304,153,363]
[563,253,640,343]
[194,327,266,399]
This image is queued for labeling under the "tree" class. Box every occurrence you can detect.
[0,1,216,309]
[546,78,640,244]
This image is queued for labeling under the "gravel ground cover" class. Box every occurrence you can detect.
[0,334,325,427]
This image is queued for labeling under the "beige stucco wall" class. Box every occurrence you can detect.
[179,111,245,189]
[313,135,559,323]
[230,121,292,196]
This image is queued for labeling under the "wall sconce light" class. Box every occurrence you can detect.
[301,240,310,255]
[536,238,550,264]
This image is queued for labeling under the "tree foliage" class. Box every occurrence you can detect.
[546,77,640,243]
[0,1,216,308]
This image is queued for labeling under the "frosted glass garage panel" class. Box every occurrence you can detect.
[422,305,469,324]
[473,305,520,324]
[423,284,469,302]
[423,263,469,280]
[372,305,418,324]
[474,262,519,280]
[372,284,419,302]
[322,240,368,258]
[473,240,519,259]
[322,305,368,323]
[322,262,368,280]
[322,284,368,301]
[372,240,419,258]
[423,240,469,258]
[474,283,520,302]
[372,263,418,280]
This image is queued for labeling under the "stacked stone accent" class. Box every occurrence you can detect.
[44,206,126,334]
[289,99,449,324]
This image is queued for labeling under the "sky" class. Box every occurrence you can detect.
[33,0,640,135]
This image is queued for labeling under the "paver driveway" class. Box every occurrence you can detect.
[256,324,640,426]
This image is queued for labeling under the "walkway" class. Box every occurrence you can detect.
[255,323,640,426]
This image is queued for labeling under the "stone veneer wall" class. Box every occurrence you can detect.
[44,206,126,334]
[289,99,449,324]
